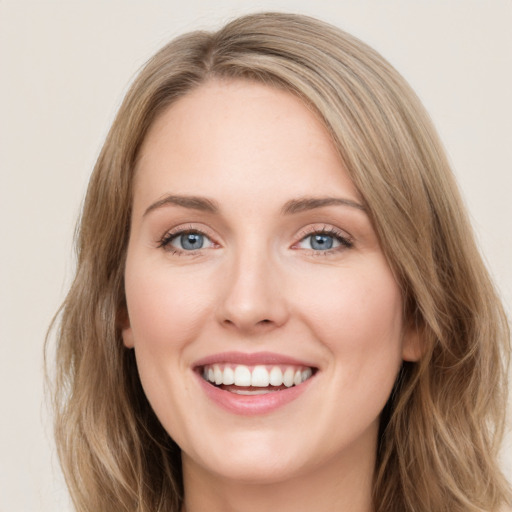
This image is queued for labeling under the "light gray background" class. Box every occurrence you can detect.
[1,1,511,511]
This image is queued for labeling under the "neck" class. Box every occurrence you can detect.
[181,442,376,512]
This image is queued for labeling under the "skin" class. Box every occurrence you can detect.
[122,79,419,512]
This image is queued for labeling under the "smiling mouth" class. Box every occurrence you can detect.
[199,363,317,395]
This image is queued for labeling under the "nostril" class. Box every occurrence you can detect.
[222,317,275,332]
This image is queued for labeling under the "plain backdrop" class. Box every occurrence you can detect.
[1,1,511,510]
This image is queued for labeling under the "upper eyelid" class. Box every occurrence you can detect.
[296,224,353,241]
[158,223,217,240]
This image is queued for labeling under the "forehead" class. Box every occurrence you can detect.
[133,79,361,211]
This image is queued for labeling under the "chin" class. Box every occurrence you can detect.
[179,426,316,485]
[192,451,310,485]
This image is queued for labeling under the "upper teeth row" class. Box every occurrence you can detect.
[203,364,313,388]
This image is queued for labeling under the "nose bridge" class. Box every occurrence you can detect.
[218,236,288,332]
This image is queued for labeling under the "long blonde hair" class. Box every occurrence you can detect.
[48,12,511,512]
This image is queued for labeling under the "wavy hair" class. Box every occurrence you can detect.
[48,12,511,512]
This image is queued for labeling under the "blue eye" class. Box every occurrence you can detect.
[297,230,352,252]
[160,230,215,252]
[310,234,335,250]
[176,232,205,250]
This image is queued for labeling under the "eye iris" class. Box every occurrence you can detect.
[311,234,333,250]
[181,233,204,250]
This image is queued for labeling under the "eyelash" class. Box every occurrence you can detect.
[294,226,353,255]
[157,225,353,256]
[157,225,216,256]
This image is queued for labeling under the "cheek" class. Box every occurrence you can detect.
[294,262,404,375]
[305,266,401,338]
[123,257,215,356]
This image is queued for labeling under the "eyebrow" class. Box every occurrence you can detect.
[281,197,366,215]
[143,194,219,216]
[143,194,366,217]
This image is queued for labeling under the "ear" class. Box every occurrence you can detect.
[401,322,424,362]
[118,308,135,349]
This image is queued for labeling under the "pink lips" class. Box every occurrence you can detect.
[193,351,317,416]
[193,351,314,367]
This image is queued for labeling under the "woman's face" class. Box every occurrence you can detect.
[122,79,418,485]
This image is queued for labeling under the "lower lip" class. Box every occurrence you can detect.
[195,372,315,416]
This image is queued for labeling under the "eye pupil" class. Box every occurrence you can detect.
[181,232,204,250]
[311,234,333,250]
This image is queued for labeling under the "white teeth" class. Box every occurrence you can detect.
[269,366,283,386]
[251,365,270,387]
[223,366,235,385]
[283,368,295,387]
[202,363,314,389]
[234,365,252,386]
[302,368,313,382]
[214,365,223,385]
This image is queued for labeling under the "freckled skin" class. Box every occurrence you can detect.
[122,80,419,512]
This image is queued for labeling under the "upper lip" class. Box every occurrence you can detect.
[193,351,317,369]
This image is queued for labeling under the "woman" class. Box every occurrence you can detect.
[49,12,511,512]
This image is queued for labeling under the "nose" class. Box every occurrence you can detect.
[216,245,289,334]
